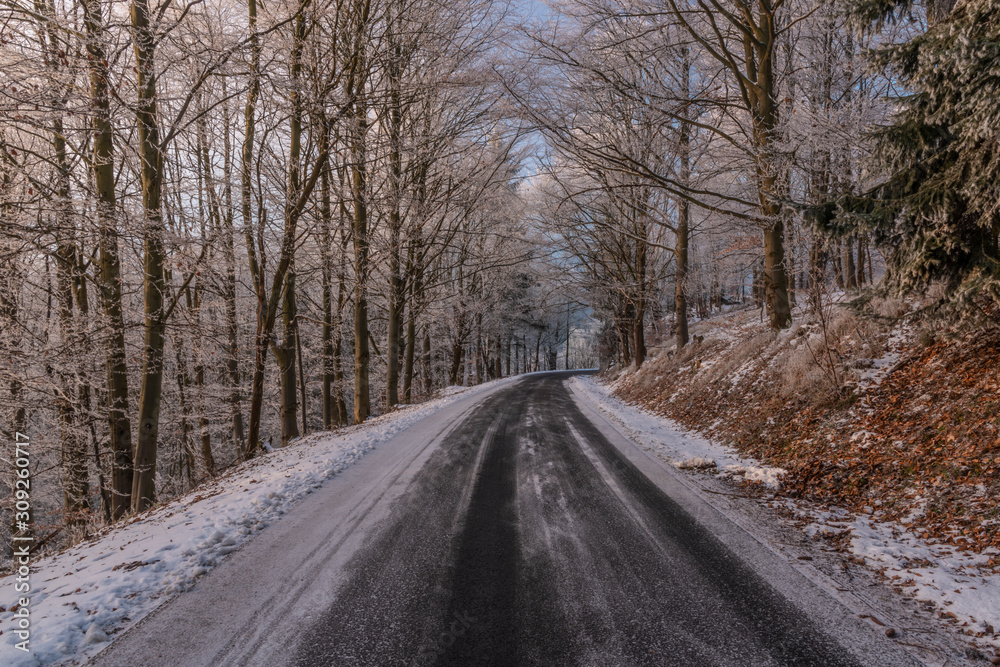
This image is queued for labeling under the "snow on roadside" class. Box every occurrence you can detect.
[576,372,1000,654]
[569,375,786,489]
[793,504,1000,651]
[0,377,517,667]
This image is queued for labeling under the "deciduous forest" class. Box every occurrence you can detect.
[1,0,996,562]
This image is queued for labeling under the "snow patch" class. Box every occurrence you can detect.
[569,375,787,490]
[675,456,716,470]
[791,502,1000,652]
[720,464,786,489]
[848,516,1000,643]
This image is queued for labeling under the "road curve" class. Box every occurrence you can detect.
[92,372,918,667]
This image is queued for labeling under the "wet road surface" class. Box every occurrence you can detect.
[293,373,884,666]
[93,372,918,667]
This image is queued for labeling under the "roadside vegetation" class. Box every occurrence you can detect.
[615,297,1000,559]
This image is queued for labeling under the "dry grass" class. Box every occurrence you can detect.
[614,305,1000,556]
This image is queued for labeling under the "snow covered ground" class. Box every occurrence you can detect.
[794,504,1000,653]
[574,373,1000,658]
[0,377,518,667]
[569,374,787,489]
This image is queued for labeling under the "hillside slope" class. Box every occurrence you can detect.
[610,302,1000,657]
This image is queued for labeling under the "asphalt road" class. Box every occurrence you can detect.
[93,372,919,667]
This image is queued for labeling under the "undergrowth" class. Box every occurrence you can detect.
[615,303,1000,558]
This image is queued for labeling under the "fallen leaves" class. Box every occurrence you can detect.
[615,318,1000,559]
[111,559,158,573]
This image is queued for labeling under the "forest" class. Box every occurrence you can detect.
[1,0,997,558]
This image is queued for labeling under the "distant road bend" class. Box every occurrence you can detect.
[93,372,918,667]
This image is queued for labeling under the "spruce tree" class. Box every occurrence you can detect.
[833,0,1000,321]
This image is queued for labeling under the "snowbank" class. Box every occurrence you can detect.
[0,377,516,666]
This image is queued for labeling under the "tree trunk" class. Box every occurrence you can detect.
[617,308,632,367]
[856,236,866,287]
[402,276,417,403]
[278,5,308,445]
[246,334,268,458]
[675,209,689,350]
[747,8,791,330]
[276,263,300,446]
[244,0,324,453]
[71,248,105,521]
[130,0,167,513]
[223,240,245,452]
[534,331,541,372]
[386,275,401,407]
[844,237,857,290]
[220,90,245,452]
[450,329,464,386]
[474,314,483,384]
[351,115,372,423]
[240,0,262,459]
[192,104,219,478]
[47,45,90,524]
[334,250,349,426]
[763,220,791,329]
[56,244,89,525]
[832,240,844,288]
[385,30,404,410]
[320,151,336,429]
[676,48,691,349]
[564,309,571,370]
[751,262,763,309]
[194,359,215,477]
[632,302,646,368]
[174,341,197,490]
[82,0,132,519]
[809,240,827,313]
[296,322,308,436]
[422,329,432,395]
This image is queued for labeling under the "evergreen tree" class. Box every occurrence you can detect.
[830,0,1000,320]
